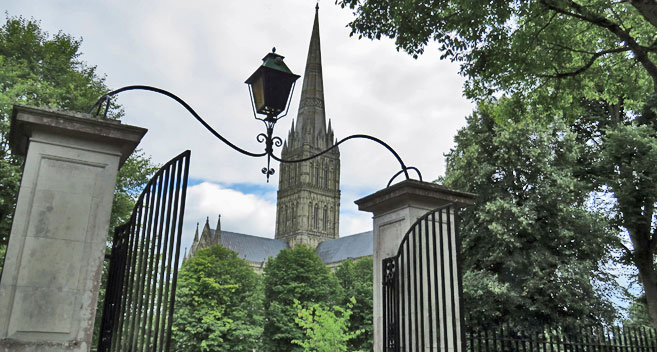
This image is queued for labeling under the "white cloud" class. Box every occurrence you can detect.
[181,182,276,251]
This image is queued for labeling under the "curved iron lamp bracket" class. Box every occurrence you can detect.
[89,85,422,186]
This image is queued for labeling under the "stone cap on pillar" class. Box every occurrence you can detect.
[10,104,147,166]
[355,179,475,215]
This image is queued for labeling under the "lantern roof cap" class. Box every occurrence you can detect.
[245,49,299,84]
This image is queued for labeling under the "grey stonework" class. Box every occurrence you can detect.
[0,105,145,352]
[275,7,340,249]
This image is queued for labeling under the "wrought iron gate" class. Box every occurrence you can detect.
[98,150,191,352]
[382,204,465,352]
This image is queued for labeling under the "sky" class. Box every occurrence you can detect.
[4,0,473,252]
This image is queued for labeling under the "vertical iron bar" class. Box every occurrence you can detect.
[133,176,157,350]
[140,172,164,351]
[406,234,413,352]
[492,326,498,352]
[395,257,400,352]
[151,166,173,351]
[156,158,179,352]
[147,167,170,351]
[425,216,433,351]
[453,206,466,352]
[439,209,448,352]
[164,151,190,352]
[113,214,139,352]
[412,230,419,352]
[125,194,148,350]
[418,220,425,352]
[401,241,406,351]
[446,207,458,352]
[639,327,647,352]
[383,258,389,352]
[158,157,182,352]
[432,211,440,352]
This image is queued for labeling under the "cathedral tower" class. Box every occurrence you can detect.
[275,5,340,248]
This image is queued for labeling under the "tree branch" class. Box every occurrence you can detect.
[619,242,635,258]
[541,0,657,92]
[540,47,632,78]
[629,0,657,29]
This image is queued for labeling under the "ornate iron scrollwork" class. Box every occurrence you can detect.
[89,85,422,185]
[384,259,396,286]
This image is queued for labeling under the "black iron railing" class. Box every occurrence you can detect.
[466,325,657,352]
[98,150,190,352]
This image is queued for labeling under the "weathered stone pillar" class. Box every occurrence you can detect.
[0,105,146,352]
[355,180,474,352]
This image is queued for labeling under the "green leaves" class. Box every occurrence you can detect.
[444,98,619,330]
[292,297,364,352]
[262,246,342,352]
[172,245,263,352]
[334,257,373,351]
[337,0,657,111]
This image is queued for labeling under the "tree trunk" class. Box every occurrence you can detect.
[629,226,657,329]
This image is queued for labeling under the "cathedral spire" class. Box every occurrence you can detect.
[295,4,327,146]
[275,4,341,246]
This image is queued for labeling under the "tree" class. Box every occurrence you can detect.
[334,257,373,351]
[336,0,657,107]
[337,0,657,328]
[624,295,654,329]
[568,96,657,328]
[292,297,363,352]
[0,14,155,246]
[442,97,619,330]
[262,246,342,352]
[172,245,263,352]
[0,14,113,249]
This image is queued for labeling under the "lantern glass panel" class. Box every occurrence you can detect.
[263,69,294,114]
[250,75,265,113]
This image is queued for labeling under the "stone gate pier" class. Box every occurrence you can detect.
[356,180,474,352]
[0,105,146,351]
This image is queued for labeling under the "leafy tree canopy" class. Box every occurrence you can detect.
[334,257,373,351]
[337,0,657,111]
[0,14,150,247]
[571,96,657,329]
[172,245,263,352]
[292,297,363,352]
[262,246,342,352]
[443,97,619,330]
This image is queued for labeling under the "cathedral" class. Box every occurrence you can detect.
[185,6,372,273]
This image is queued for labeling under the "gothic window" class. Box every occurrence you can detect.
[292,165,297,185]
[314,204,319,230]
[323,206,328,231]
[310,162,314,185]
[308,202,312,228]
[323,166,328,189]
[315,163,319,185]
[285,205,289,231]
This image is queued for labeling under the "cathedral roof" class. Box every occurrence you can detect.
[199,228,372,266]
[212,229,290,263]
[315,230,373,264]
